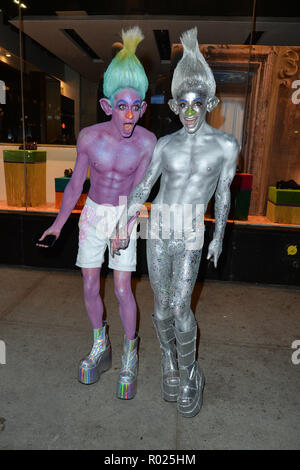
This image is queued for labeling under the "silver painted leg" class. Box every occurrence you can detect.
[117,335,138,400]
[78,322,112,385]
[152,314,180,402]
[174,322,205,418]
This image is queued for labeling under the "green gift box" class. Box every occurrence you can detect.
[55,177,90,210]
[3,150,46,163]
[268,186,300,206]
[3,149,46,207]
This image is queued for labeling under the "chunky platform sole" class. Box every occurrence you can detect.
[78,344,112,385]
[116,378,137,400]
[162,375,180,402]
[177,370,205,418]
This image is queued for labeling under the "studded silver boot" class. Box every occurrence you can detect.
[116,335,138,400]
[78,322,112,385]
[152,314,180,402]
[174,322,205,418]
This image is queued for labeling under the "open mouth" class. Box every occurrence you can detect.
[184,117,198,127]
[123,123,134,133]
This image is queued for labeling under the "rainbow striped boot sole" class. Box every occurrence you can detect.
[116,335,138,400]
[78,343,112,385]
[117,378,137,400]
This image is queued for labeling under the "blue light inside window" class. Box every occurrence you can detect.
[151,95,165,104]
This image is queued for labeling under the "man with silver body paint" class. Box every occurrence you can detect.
[113,28,239,417]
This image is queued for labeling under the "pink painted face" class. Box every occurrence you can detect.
[111,89,144,138]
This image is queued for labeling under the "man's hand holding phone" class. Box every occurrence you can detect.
[36,226,60,248]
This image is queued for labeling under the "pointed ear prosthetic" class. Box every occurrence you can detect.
[139,101,147,117]
[206,96,219,112]
[100,98,113,116]
[168,99,179,115]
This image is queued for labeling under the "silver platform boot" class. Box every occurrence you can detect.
[78,322,112,385]
[174,322,205,418]
[117,335,138,400]
[152,314,180,402]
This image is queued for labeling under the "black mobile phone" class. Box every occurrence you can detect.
[35,234,57,248]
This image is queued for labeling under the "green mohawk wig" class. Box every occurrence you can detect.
[103,26,149,104]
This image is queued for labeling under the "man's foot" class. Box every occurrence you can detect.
[78,322,112,385]
[177,362,205,418]
[162,366,181,402]
[117,335,138,399]
[152,315,180,402]
[174,322,205,418]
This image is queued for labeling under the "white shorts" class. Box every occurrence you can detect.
[76,197,137,271]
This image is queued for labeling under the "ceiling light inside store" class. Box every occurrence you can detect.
[13,0,27,7]
[5,53,11,57]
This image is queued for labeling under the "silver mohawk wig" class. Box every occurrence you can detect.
[171,27,217,100]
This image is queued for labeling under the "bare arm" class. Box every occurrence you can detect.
[207,135,239,266]
[38,130,89,243]
[125,135,165,225]
[111,135,164,254]
[214,136,239,240]
[53,131,89,231]
[126,134,157,234]
[132,134,157,188]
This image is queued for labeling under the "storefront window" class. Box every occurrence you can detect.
[0,2,299,224]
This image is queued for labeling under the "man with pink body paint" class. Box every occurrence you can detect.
[38,27,156,399]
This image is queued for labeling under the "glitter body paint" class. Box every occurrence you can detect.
[115,27,239,416]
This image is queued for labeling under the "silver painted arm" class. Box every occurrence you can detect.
[125,136,165,223]
[111,137,165,255]
[207,135,239,267]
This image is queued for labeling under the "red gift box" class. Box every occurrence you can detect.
[231,173,253,191]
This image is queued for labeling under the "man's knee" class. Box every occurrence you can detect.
[82,273,99,298]
[154,286,170,310]
[114,281,132,303]
[170,295,190,321]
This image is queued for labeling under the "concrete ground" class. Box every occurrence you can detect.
[0,265,299,450]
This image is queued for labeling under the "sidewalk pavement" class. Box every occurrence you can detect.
[0,266,299,450]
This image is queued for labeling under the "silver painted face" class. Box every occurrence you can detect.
[177,90,208,134]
